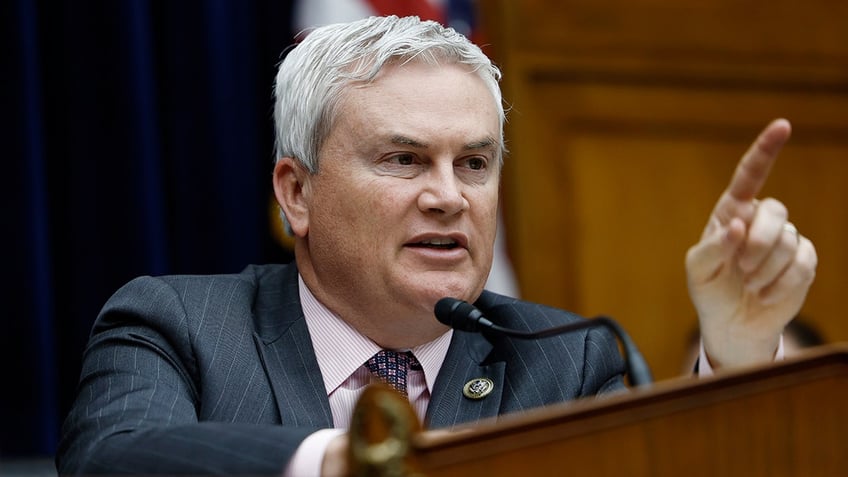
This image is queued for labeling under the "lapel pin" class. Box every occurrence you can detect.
[463,377,494,400]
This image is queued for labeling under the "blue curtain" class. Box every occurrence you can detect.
[5,0,295,458]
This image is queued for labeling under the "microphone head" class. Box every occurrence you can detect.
[434,297,481,332]
[434,297,463,327]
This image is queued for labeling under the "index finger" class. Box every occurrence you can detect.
[714,119,792,222]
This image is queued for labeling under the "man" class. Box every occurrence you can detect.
[56,15,817,477]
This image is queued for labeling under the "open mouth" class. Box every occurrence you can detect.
[409,238,459,250]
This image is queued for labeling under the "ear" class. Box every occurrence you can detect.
[272,157,311,237]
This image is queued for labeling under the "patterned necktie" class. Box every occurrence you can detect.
[365,350,421,397]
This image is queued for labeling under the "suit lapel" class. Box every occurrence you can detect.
[251,265,334,428]
[247,266,520,430]
[425,329,505,429]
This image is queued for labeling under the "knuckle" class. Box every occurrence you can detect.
[760,198,788,218]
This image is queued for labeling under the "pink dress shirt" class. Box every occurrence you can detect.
[284,275,452,476]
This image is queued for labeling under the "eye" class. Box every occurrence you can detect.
[467,157,486,170]
[454,155,494,185]
[375,152,424,178]
[388,153,416,166]
[458,156,488,171]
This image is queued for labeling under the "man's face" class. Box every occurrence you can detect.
[297,61,501,335]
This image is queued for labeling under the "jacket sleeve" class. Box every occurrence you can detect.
[56,275,317,476]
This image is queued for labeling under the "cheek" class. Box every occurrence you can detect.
[475,193,500,259]
[475,189,500,230]
[313,180,400,238]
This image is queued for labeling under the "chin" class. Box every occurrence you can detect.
[422,282,482,306]
[396,270,485,306]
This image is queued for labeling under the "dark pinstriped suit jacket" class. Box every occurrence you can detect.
[56,262,625,476]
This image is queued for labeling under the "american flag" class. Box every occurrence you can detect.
[295,0,478,41]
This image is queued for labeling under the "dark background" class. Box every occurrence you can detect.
[5,0,297,458]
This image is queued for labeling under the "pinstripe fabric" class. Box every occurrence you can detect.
[427,293,626,429]
[57,262,625,476]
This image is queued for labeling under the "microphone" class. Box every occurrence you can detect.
[435,297,653,387]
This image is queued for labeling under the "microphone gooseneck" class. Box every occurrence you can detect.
[435,297,653,387]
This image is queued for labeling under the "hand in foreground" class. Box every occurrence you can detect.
[686,119,817,369]
[321,434,349,477]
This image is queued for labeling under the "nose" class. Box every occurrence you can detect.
[418,163,469,216]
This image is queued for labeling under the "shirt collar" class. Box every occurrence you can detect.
[298,274,452,396]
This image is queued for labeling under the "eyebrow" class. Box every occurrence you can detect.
[389,134,498,152]
[390,135,427,148]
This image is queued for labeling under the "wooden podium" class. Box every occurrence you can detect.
[349,344,848,476]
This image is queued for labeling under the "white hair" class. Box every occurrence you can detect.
[273,15,506,173]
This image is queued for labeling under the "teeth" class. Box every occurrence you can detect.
[420,238,456,246]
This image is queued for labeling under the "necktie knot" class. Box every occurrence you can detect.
[365,350,420,397]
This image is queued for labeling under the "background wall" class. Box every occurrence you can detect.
[480,0,848,380]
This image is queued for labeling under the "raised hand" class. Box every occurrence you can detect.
[685,119,817,369]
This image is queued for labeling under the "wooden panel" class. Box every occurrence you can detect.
[500,0,848,81]
[415,346,848,476]
[480,0,848,380]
